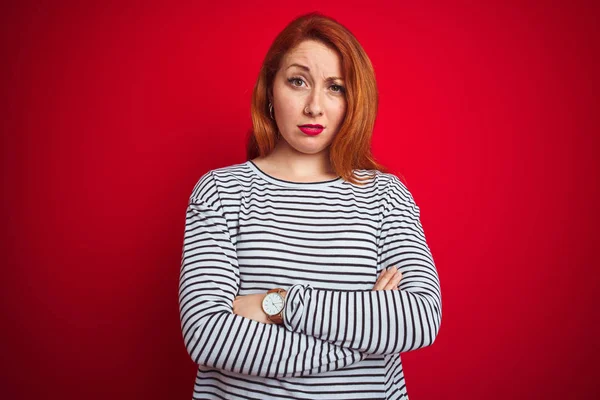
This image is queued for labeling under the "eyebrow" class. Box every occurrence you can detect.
[286,63,344,82]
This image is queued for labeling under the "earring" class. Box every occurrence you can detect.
[269,102,275,120]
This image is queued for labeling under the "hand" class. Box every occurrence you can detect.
[372,265,403,291]
[233,293,274,324]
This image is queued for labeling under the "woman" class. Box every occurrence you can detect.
[179,12,442,399]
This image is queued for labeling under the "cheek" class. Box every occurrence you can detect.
[276,101,297,121]
[273,90,297,115]
[330,102,347,123]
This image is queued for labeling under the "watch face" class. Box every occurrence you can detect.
[262,293,284,316]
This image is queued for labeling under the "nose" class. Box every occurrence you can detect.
[305,89,324,116]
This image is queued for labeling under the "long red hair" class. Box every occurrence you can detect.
[246,12,389,185]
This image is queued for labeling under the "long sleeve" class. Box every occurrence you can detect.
[179,172,367,378]
[283,181,442,356]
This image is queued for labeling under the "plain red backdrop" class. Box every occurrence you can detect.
[1,0,598,399]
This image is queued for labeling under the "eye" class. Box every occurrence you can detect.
[331,84,345,93]
[288,77,305,87]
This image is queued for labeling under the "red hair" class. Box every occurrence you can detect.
[246,12,389,185]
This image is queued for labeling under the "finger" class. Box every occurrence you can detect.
[385,271,403,290]
[379,267,399,288]
[374,266,400,290]
[382,270,402,290]
[374,266,397,290]
[373,267,390,290]
[372,268,387,289]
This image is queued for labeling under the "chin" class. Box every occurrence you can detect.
[280,134,332,153]
[294,144,330,155]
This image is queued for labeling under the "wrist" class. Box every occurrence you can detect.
[262,288,287,325]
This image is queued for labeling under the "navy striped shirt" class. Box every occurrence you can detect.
[179,160,442,399]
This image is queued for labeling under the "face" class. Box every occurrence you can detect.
[271,40,347,155]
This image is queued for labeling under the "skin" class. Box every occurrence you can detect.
[251,39,347,181]
[233,39,403,324]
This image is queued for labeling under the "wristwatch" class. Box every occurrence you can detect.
[262,288,286,325]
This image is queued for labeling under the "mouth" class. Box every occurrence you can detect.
[299,124,324,129]
[298,125,325,136]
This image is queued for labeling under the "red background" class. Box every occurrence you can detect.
[2,1,599,399]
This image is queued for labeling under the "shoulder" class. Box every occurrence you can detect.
[189,161,248,203]
[210,161,249,182]
[376,171,419,215]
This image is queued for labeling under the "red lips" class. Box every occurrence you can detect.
[298,125,324,136]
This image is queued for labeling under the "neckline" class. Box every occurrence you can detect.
[246,160,344,188]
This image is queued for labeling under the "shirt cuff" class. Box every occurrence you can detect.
[283,283,309,332]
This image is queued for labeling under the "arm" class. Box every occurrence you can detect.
[282,182,442,356]
[179,173,367,378]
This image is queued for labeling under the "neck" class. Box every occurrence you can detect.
[267,140,335,179]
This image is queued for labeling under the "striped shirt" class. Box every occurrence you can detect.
[179,160,442,399]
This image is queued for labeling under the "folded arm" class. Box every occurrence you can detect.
[179,173,367,378]
[283,181,442,356]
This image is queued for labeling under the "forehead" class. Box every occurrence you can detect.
[283,40,342,73]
